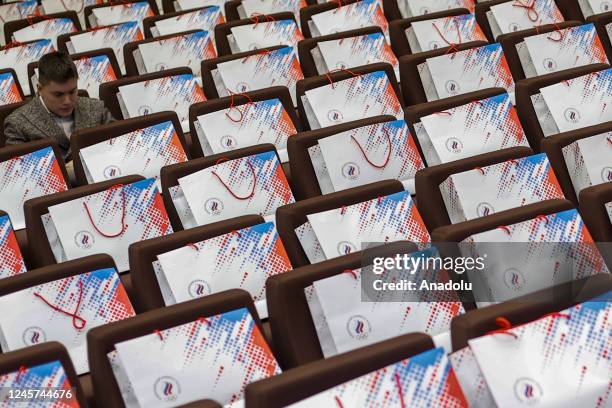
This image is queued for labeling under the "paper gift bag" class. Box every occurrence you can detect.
[152,6,224,38]
[302,70,402,130]
[44,178,173,272]
[311,32,399,78]
[517,24,608,78]
[294,221,327,264]
[536,68,612,136]
[0,268,136,375]
[0,146,68,230]
[194,98,296,162]
[214,46,303,106]
[288,347,468,407]
[239,0,307,20]
[229,19,303,54]
[12,18,77,49]
[461,209,609,306]
[174,0,226,13]
[0,215,26,279]
[155,221,292,318]
[487,0,564,40]
[305,190,431,260]
[117,74,206,133]
[89,2,153,32]
[401,0,475,18]
[407,14,487,54]
[419,43,515,103]
[315,119,424,194]
[0,71,22,106]
[578,0,612,17]
[0,39,53,96]
[414,93,528,166]
[0,0,38,46]
[307,248,463,357]
[41,0,101,28]
[68,22,143,75]
[309,0,389,40]
[0,361,77,405]
[469,292,612,407]
[79,121,188,187]
[135,30,216,77]
[563,132,612,197]
[177,151,295,226]
[113,308,281,407]
[449,346,496,408]
[440,153,565,224]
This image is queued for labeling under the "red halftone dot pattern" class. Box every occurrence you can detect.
[0,71,22,105]
[243,47,304,89]
[92,2,154,26]
[0,216,26,278]
[22,18,77,38]
[73,55,117,94]
[81,22,143,58]
[140,74,207,109]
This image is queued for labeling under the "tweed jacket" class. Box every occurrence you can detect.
[3,96,114,160]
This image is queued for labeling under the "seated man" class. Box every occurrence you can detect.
[3,51,114,181]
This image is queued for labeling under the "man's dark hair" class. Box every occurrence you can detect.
[38,51,79,86]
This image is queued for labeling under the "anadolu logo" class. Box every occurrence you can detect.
[601,167,612,182]
[22,327,46,346]
[346,315,371,340]
[503,268,526,291]
[204,198,224,216]
[542,58,557,72]
[155,63,167,71]
[513,377,543,404]
[220,135,237,149]
[154,376,181,402]
[445,137,463,153]
[477,202,495,217]
[508,23,521,32]
[445,80,460,95]
[236,82,249,93]
[138,105,152,116]
[336,241,357,255]
[188,279,211,298]
[563,108,581,123]
[74,231,95,249]
[327,109,343,123]
[103,165,121,179]
[341,162,360,180]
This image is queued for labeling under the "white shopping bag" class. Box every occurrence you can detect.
[229,19,303,53]
[178,151,295,226]
[114,308,281,407]
[538,68,612,135]
[316,119,424,194]
[449,346,496,408]
[0,215,26,279]
[194,97,296,162]
[239,0,306,20]
[174,0,225,13]
[41,0,101,28]
[79,121,188,188]
[0,268,136,375]
[0,361,77,404]
[117,74,206,133]
[12,18,76,49]
[68,22,143,75]
[0,71,23,106]
[294,221,326,264]
[0,39,54,96]
[401,0,475,18]
[302,70,403,129]
[408,13,487,53]
[306,191,431,260]
[440,153,565,223]
[155,222,292,318]
[288,348,468,407]
[469,292,612,407]
[0,146,68,230]
[488,0,564,39]
[89,1,153,32]
[214,46,303,106]
[415,93,528,166]
[309,0,389,39]
[420,43,515,102]
[518,23,608,78]
[44,178,173,272]
[0,0,38,46]
[577,0,612,17]
[135,30,216,76]
[563,132,612,197]
[152,6,223,38]
[461,209,609,307]
[312,32,399,78]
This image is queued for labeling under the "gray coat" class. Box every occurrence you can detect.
[3,96,114,160]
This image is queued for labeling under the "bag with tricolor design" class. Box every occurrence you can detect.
[562,132,612,197]
[12,18,77,49]
[0,0,38,46]
[0,214,26,279]
[406,13,486,53]
[41,0,102,28]
[400,0,475,18]
[0,70,23,106]
[228,18,304,54]
[308,0,389,40]
[486,0,564,40]
[89,1,154,32]
[0,39,54,96]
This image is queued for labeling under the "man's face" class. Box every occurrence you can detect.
[38,78,78,117]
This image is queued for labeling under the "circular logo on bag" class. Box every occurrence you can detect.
[601,167,612,182]
[503,268,526,291]
[508,23,521,32]
[154,376,181,402]
[564,108,581,123]
[600,2,611,12]
[341,162,360,180]
[513,377,543,404]
[542,58,557,72]
[204,198,224,216]
[429,40,441,50]
[327,109,343,123]
[220,135,237,149]
[22,327,46,346]
[188,280,211,298]
[74,231,95,249]
[138,105,152,115]
[445,137,463,153]
[445,80,460,95]
[346,315,371,340]
[419,6,431,14]
[155,62,167,71]
[103,165,121,179]
[476,202,495,217]
[335,61,348,70]
[248,43,261,51]
[337,241,357,255]
[236,82,249,93]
